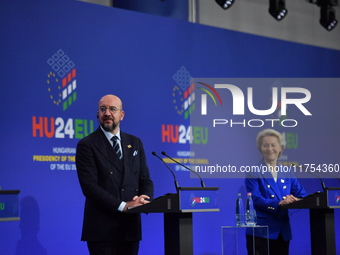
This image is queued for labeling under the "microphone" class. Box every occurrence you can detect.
[292,164,326,192]
[152,151,179,190]
[161,151,206,188]
[299,164,340,189]
[310,170,340,183]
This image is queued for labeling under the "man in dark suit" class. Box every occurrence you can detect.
[76,94,154,255]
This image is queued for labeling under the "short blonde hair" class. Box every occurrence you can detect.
[256,129,285,154]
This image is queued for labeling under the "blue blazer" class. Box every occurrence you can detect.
[245,159,308,241]
[76,127,154,242]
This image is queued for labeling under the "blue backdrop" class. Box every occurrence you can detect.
[1,0,340,254]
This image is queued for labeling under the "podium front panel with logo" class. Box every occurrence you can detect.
[128,187,219,255]
[281,188,340,255]
[0,190,20,222]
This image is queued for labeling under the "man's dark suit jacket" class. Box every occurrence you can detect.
[76,127,154,242]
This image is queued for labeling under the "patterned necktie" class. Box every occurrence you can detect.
[111,136,122,160]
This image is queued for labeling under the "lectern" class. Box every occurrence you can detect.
[281,187,340,255]
[0,190,20,222]
[128,187,219,255]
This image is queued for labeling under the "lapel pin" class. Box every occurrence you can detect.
[127,145,132,148]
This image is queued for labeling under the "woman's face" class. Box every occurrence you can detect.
[260,135,282,164]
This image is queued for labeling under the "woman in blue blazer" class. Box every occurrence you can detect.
[245,129,308,255]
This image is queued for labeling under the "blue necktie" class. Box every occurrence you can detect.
[111,136,122,160]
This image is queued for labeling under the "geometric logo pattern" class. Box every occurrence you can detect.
[172,66,195,119]
[172,66,192,91]
[47,49,75,78]
[46,49,77,111]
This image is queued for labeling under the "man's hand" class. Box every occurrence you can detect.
[124,195,150,212]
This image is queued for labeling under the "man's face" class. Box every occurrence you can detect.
[97,95,125,134]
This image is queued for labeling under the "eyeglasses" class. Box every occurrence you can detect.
[98,106,121,114]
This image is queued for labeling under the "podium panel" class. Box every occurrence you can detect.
[128,187,219,255]
[0,190,20,222]
[281,188,340,255]
[128,187,219,213]
[221,226,269,255]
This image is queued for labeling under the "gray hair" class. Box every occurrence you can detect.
[256,128,285,154]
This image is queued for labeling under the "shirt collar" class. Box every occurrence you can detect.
[100,126,121,142]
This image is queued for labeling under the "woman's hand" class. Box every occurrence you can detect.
[279,194,300,206]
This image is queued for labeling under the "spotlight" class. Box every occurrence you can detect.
[305,0,338,6]
[215,0,235,10]
[306,0,338,31]
[269,0,288,21]
[320,5,338,30]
